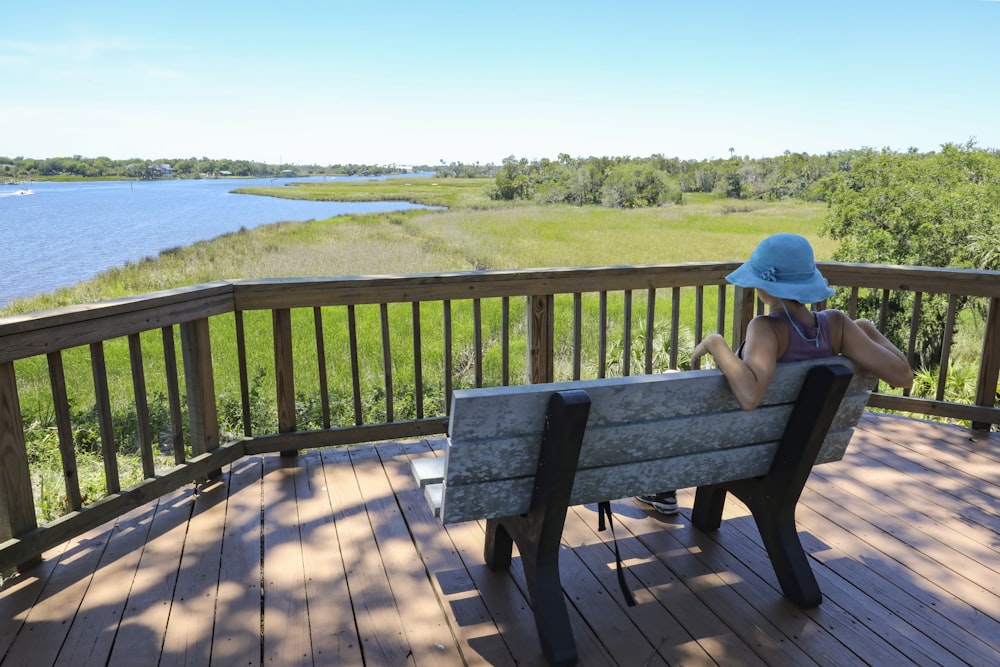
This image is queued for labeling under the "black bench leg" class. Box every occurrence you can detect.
[691,364,853,609]
[691,485,727,531]
[752,502,821,607]
[484,519,513,570]
[482,390,591,667]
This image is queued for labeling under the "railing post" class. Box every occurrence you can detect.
[0,362,39,571]
[528,295,554,384]
[273,308,297,456]
[732,286,755,349]
[973,296,1000,433]
[180,318,220,462]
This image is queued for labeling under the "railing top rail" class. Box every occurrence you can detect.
[819,262,1000,297]
[0,282,234,364]
[3,263,999,365]
[229,262,743,309]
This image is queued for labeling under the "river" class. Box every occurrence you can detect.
[0,174,437,308]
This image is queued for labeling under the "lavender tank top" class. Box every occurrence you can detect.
[770,310,834,362]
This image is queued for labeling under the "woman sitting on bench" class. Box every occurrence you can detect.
[636,233,913,515]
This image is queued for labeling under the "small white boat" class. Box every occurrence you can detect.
[0,189,33,197]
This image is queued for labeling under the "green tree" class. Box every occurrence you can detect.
[821,142,1000,363]
[600,162,680,208]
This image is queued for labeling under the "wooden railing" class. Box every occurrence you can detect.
[1,263,998,571]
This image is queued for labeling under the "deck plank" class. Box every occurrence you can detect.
[319,445,413,664]
[260,456,313,665]
[611,500,820,666]
[159,473,230,666]
[1,413,999,666]
[1,510,121,666]
[98,489,194,667]
[563,503,720,666]
[209,456,264,667]
[624,496,872,667]
[679,487,942,665]
[298,451,365,664]
[568,505,767,666]
[804,468,1000,656]
[350,443,463,664]
[63,491,190,665]
[375,439,513,666]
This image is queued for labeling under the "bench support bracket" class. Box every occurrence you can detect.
[484,389,591,667]
[691,364,853,608]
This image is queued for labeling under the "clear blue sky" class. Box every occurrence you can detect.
[2,0,998,166]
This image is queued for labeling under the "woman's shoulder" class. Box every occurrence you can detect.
[748,312,788,340]
[818,308,847,321]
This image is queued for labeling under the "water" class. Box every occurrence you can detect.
[0,175,438,308]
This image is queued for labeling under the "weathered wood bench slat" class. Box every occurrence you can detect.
[441,396,866,483]
[447,362,871,439]
[417,428,855,521]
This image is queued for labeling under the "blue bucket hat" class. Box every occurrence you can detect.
[725,234,835,304]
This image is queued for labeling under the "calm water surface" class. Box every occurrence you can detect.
[0,175,437,308]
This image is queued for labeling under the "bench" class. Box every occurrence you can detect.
[411,357,874,666]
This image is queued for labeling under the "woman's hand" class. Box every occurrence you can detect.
[692,333,725,369]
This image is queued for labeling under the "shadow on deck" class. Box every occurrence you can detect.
[1,413,998,666]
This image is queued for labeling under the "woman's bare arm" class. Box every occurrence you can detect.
[692,318,780,410]
[829,312,913,388]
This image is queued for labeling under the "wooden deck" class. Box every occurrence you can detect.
[1,413,998,666]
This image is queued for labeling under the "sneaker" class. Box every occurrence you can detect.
[634,491,678,515]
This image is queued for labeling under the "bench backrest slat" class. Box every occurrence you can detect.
[438,358,873,524]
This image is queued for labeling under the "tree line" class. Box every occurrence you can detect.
[489,143,1000,368]
[0,155,440,180]
[486,150,855,208]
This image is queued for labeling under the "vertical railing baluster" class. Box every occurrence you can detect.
[233,311,253,438]
[695,286,705,353]
[622,290,633,377]
[670,287,681,371]
[878,289,891,330]
[572,293,582,381]
[473,298,483,388]
[46,351,82,510]
[905,292,923,397]
[501,297,510,386]
[645,288,656,375]
[161,326,185,464]
[347,305,363,425]
[936,295,959,402]
[380,303,394,422]
[527,294,554,384]
[180,318,220,464]
[0,361,38,568]
[314,307,331,429]
[907,292,922,364]
[90,342,120,494]
[732,287,754,348]
[598,292,608,378]
[128,333,156,479]
[973,296,1000,433]
[443,300,453,413]
[273,308,296,456]
[716,285,727,336]
[412,302,424,419]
